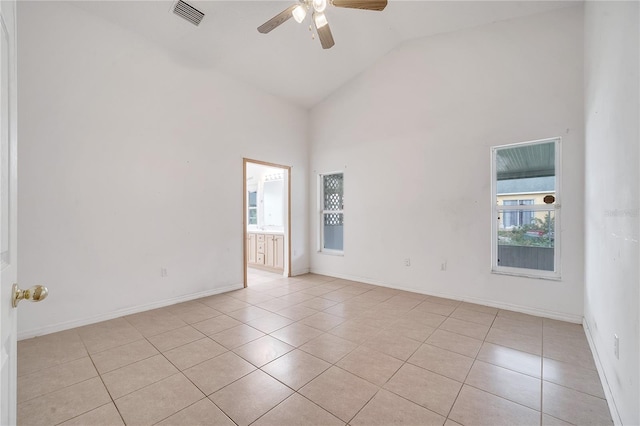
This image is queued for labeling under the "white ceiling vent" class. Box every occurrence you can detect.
[172,1,204,26]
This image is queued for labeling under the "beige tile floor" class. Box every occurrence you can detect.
[17,273,613,426]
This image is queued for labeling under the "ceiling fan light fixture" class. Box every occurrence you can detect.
[314,12,328,28]
[258,0,387,49]
[312,0,327,13]
[292,5,307,23]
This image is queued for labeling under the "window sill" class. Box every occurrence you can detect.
[319,250,344,257]
[491,268,561,281]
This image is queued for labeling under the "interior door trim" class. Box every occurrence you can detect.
[243,158,292,288]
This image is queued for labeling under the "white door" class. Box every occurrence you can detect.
[0,0,18,423]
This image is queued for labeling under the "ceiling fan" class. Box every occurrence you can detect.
[257,0,387,49]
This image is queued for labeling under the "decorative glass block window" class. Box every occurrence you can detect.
[319,172,344,253]
[492,138,560,279]
[247,191,257,225]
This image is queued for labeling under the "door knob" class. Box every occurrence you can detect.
[12,284,48,308]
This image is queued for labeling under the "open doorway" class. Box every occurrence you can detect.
[243,159,291,287]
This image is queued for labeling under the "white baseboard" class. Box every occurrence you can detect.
[451,293,582,323]
[308,269,387,287]
[583,318,623,426]
[17,283,244,340]
[309,268,582,323]
[291,267,310,277]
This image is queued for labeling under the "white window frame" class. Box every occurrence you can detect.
[318,171,344,255]
[491,137,561,280]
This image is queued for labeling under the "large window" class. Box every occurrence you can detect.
[319,172,344,253]
[492,138,560,278]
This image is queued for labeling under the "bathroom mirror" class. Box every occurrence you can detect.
[263,180,284,227]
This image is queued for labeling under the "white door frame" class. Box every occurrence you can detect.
[242,158,291,287]
[0,1,19,423]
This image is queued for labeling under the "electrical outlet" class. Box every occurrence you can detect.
[161,267,168,278]
[403,258,411,267]
[614,334,619,359]
[440,261,447,271]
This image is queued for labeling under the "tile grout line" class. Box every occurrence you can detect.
[196,283,343,425]
[238,275,347,424]
[131,322,246,425]
[165,280,384,420]
[344,314,452,425]
[20,276,610,426]
[457,313,546,414]
[224,284,581,424]
[96,315,241,424]
[81,338,127,426]
[443,306,499,423]
[257,280,395,425]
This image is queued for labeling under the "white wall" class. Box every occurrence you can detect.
[309,6,585,321]
[17,2,309,338]
[583,2,639,425]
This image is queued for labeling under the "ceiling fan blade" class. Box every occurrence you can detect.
[257,4,298,34]
[331,0,387,11]
[316,20,335,49]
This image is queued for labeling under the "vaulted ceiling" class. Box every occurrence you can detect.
[71,1,576,108]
